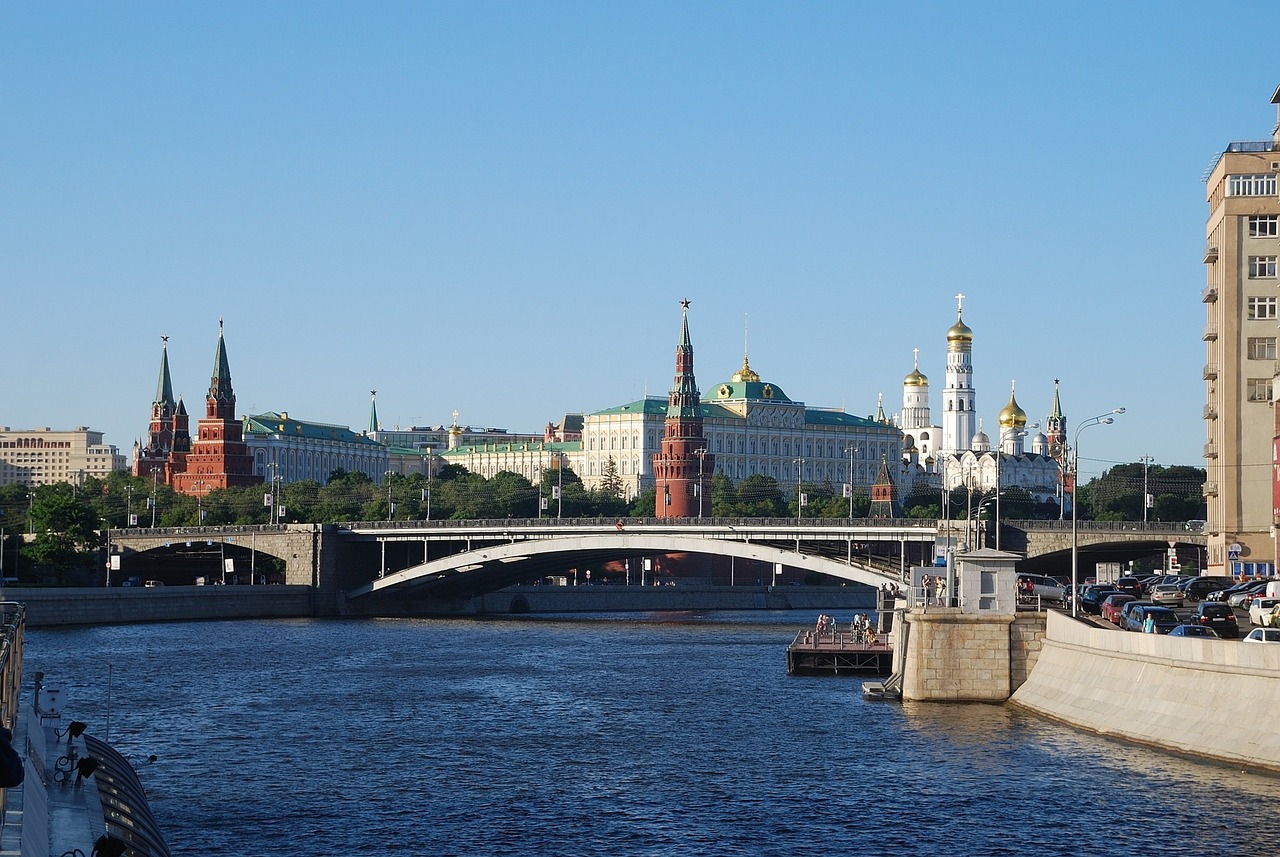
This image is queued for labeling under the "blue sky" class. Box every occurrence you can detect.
[3,1,1275,481]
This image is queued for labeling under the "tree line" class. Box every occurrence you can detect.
[0,459,1206,585]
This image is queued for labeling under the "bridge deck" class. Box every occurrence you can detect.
[786,630,893,676]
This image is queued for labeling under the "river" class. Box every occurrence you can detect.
[22,613,1279,855]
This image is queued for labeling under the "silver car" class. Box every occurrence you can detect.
[1149,584,1184,607]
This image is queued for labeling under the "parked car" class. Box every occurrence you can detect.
[1207,580,1257,602]
[1243,627,1280,643]
[1114,576,1144,598]
[1185,519,1207,532]
[1180,576,1232,602]
[1100,593,1136,625]
[1118,601,1153,631]
[1016,574,1067,603]
[1228,581,1272,608]
[1249,597,1280,626]
[1121,604,1180,633]
[1186,602,1239,638]
[1080,585,1122,615]
[1149,584,1185,607]
[1166,625,1220,638]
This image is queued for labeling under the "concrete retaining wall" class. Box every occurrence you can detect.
[468,584,875,615]
[1010,610,1280,773]
[5,586,314,628]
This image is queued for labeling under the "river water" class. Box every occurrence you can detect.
[21,613,1280,856]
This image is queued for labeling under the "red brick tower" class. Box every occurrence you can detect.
[172,320,261,495]
[653,300,714,518]
[133,335,178,480]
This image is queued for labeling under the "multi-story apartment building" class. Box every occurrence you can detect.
[0,426,127,487]
[1202,87,1280,576]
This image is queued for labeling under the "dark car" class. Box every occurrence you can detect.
[1120,603,1179,633]
[1180,576,1233,602]
[1167,625,1220,638]
[1207,580,1259,602]
[1080,584,1122,615]
[1114,576,1144,598]
[1187,602,1240,639]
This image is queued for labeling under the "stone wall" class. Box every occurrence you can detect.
[1009,612,1047,691]
[901,609,1017,701]
[7,586,314,628]
[1010,610,1280,774]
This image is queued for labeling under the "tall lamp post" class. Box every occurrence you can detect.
[149,467,159,527]
[694,449,707,520]
[1071,407,1125,616]
[844,446,857,520]
[994,424,1037,552]
[793,458,805,521]
[384,471,396,522]
[1139,454,1154,524]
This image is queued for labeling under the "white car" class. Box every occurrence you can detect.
[1249,597,1280,626]
[1243,627,1280,643]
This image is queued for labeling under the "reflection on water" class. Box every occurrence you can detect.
[22,616,1280,856]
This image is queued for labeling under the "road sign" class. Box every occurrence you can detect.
[1228,543,1242,560]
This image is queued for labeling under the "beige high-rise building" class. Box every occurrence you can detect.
[0,426,127,488]
[1201,87,1280,576]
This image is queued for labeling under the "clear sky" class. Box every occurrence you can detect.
[3,1,1276,481]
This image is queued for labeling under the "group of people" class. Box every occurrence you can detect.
[811,613,878,645]
[920,573,948,605]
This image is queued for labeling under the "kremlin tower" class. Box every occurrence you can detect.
[652,300,714,518]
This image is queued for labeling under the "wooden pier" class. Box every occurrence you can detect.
[785,629,893,676]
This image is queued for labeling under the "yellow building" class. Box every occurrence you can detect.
[1201,87,1280,576]
[0,426,127,488]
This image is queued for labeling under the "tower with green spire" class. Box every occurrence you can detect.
[652,300,715,518]
[133,335,179,478]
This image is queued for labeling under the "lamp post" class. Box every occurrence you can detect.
[1071,408,1125,617]
[1139,454,1154,524]
[125,485,134,527]
[385,471,396,522]
[994,424,1037,552]
[793,458,805,521]
[149,467,159,527]
[694,448,707,519]
[844,446,857,519]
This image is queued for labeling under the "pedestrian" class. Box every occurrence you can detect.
[1142,613,1155,634]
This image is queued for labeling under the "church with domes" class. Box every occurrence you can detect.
[896,295,1069,512]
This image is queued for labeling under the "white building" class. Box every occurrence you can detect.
[242,412,389,485]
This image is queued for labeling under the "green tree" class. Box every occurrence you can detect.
[600,456,623,499]
[735,475,786,517]
[26,483,101,584]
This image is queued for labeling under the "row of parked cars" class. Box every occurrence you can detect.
[1075,574,1280,641]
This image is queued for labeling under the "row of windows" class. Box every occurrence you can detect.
[1229,174,1277,197]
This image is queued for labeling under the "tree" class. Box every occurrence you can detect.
[26,483,101,584]
[735,475,786,517]
[600,456,623,499]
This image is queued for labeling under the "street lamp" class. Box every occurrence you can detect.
[1139,454,1154,524]
[149,467,159,527]
[694,448,708,519]
[384,471,396,522]
[1071,407,1125,617]
[793,458,805,521]
[844,446,857,520]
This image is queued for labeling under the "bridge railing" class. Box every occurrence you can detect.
[339,515,940,531]
[106,523,294,538]
[1004,519,1200,534]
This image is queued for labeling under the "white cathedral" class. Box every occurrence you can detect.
[897,294,1067,512]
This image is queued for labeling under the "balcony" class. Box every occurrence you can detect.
[1203,363,1219,380]
[1203,441,1218,459]
[1202,286,1218,303]
[1203,404,1218,420]
[1203,480,1218,497]
[1203,323,1218,341]
[1204,244,1219,263]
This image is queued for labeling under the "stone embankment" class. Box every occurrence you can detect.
[1010,610,1280,774]
[4,586,314,628]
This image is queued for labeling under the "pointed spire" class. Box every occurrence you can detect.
[668,299,700,419]
[1050,378,1063,420]
[154,335,175,410]
[211,318,233,400]
[875,392,886,423]
[368,390,380,434]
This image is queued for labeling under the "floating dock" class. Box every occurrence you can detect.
[785,630,893,676]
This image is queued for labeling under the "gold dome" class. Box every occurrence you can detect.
[904,367,927,387]
[946,313,973,344]
[731,355,761,383]
[998,387,1027,428]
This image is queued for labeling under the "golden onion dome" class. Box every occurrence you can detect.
[947,314,973,344]
[731,355,761,383]
[904,366,928,387]
[998,387,1028,428]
